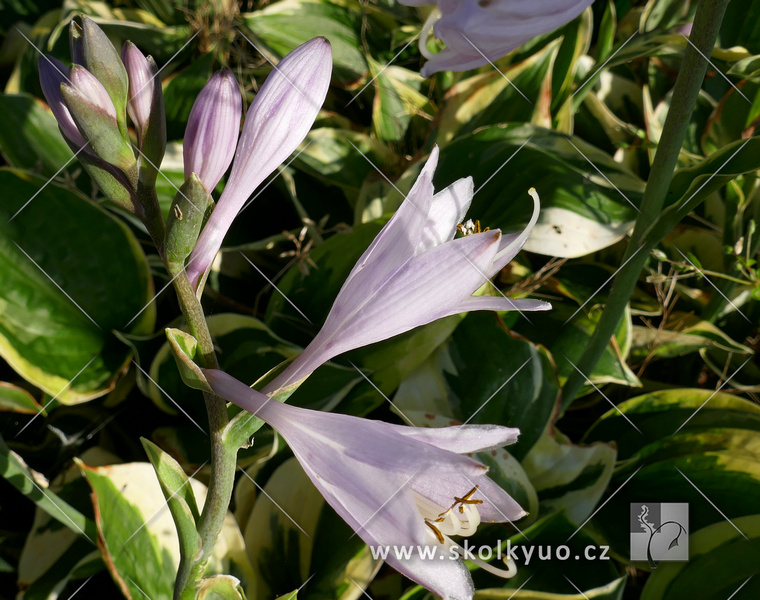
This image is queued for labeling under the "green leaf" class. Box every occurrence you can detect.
[522,428,616,525]
[370,60,430,143]
[141,438,202,564]
[0,94,74,177]
[435,125,644,258]
[242,0,367,84]
[435,312,558,460]
[494,512,619,594]
[630,312,752,361]
[0,434,97,541]
[641,515,760,600]
[293,128,395,199]
[0,381,43,414]
[80,461,175,600]
[0,169,155,404]
[242,458,325,600]
[583,389,760,459]
[437,42,561,145]
[519,303,641,392]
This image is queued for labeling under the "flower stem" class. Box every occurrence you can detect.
[560,0,730,411]
[136,184,237,597]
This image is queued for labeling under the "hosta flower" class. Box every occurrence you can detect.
[183,69,242,194]
[402,0,594,76]
[262,146,549,395]
[187,37,332,288]
[206,369,524,600]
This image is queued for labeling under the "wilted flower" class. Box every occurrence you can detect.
[183,69,242,194]
[186,37,332,288]
[401,0,594,76]
[206,368,524,600]
[262,146,549,395]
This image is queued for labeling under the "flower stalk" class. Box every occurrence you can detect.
[561,0,731,410]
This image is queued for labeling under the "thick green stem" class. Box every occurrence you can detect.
[561,0,730,411]
[135,183,237,597]
[167,265,238,599]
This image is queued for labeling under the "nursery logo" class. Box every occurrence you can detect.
[630,503,689,567]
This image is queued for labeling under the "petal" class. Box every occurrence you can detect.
[418,177,474,253]
[38,55,87,148]
[322,230,502,357]
[388,551,474,600]
[441,296,552,317]
[344,147,441,291]
[121,41,153,137]
[489,187,541,276]
[183,69,242,192]
[389,424,520,453]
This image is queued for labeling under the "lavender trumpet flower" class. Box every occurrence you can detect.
[263,146,550,395]
[38,56,88,149]
[206,368,524,600]
[186,37,332,288]
[401,0,594,76]
[183,69,242,194]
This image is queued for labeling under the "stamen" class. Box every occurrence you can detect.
[425,520,445,544]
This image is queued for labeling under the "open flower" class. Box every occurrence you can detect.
[186,37,332,288]
[262,146,549,395]
[401,0,594,76]
[206,368,524,600]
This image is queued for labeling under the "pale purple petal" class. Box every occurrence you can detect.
[183,69,242,192]
[488,187,541,276]
[122,41,154,138]
[205,368,524,600]
[38,56,87,148]
[67,65,118,120]
[389,423,520,453]
[441,296,552,317]
[187,37,332,288]
[418,177,474,252]
[320,230,502,357]
[403,0,594,76]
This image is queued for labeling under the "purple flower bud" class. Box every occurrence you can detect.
[186,37,332,289]
[38,55,87,148]
[183,68,242,193]
[121,41,155,140]
[66,65,118,121]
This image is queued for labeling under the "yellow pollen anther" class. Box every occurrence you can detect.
[425,520,445,544]
[457,220,490,236]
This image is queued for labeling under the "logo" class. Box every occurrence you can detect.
[630,503,688,567]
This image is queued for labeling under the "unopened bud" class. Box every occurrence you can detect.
[38,55,87,148]
[183,69,242,194]
[62,65,135,172]
[80,16,129,136]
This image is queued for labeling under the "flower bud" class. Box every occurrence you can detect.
[80,16,129,136]
[121,41,154,140]
[183,68,242,194]
[187,37,332,289]
[69,20,85,66]
[62,65,135,171]
[38,55,87,148]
